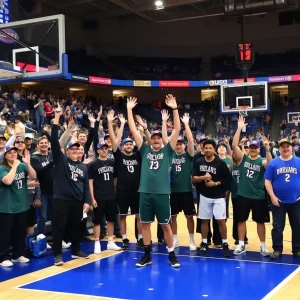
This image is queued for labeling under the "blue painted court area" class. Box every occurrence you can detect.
[19,250,298,300]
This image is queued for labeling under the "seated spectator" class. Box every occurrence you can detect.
[22,110,33,128]
[0,114,7,127]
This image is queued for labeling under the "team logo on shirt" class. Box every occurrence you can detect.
[199,165,216,174]
[97,166,114,174]
[68,163,84,181]
[147,153,164,170]
[277,167,297,175]
[244,162,261,171]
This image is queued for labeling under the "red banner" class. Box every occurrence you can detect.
[89,76,112,85]
[292,74,300,81]
[159,81,190,87]
[232,78,255,83]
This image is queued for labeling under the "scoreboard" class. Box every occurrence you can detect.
[0,0,10,24]
[236,43,254,64]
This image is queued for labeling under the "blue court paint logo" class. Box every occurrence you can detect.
[0,28,19,44]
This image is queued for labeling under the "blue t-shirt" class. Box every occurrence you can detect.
[264,156,300,204]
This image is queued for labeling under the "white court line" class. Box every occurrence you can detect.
[261,266,300,300]
[18,287,128,300]
[14,251,123,289]
[127,250,300,266]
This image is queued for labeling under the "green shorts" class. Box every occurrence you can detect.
[139,193,171,224]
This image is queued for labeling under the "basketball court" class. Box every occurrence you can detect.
[0,213,299,300]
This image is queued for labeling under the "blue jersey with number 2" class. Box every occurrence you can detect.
[264,156,300,204]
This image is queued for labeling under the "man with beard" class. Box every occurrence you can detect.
[127,95,181,268]
[192,139,231,257]
[107,110,143,250]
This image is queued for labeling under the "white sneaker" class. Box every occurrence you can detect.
[107,242,121,251]
[47,243,52,250]
[260,247,271,257]
[0,260,13,267]
[233,245,246,256]
[94,241,101,254]
[11,256,30,263]
[62,241,71,249]
[189,241,197,251]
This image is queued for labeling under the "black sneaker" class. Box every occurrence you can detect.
[100,232,107,239]
[137,238,144,248]
[71,251,89,259]
[199,242,209,254]
[136,254,152,267]
[271,251,282,260]
[293,251,300,258]
[222,243,231,257]
[169,251,180,268]
[122,238,130,250]
[54,254,64,266]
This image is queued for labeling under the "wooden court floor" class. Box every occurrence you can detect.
[0,204,299,300]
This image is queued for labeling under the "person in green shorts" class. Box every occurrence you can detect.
[232,116,272,256]
[161,111,196,250]
[127,95,181,268]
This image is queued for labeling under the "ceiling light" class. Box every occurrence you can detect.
[70,87,85,91]
[22,82,39,86]
[155,0,164,9]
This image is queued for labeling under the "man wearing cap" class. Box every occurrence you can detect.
[127,95,181,268]
[265,138,300,259]
[166,113,196,250]
[24,133,36,155]
[89,141,121,254]
[232,116,272,256]
[291,135,300,157]
[51,105,90,266]
[107,110,143,250]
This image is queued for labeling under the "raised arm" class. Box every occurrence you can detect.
[161,109,170,146]
[85,113,96,151]
[232,115,246,164]
[51,103,64,162]
[127,97,143,149]
[135,115,151,145]
[22,150,37,180]
[165,95,180,150]
[262,136,272,168]
[181,113,194,157]
[107,110,126,151]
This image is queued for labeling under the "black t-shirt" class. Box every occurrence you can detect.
[114,148,141,192]
[193,151,204,191]
[88,159,115,200]
[192,156,231,199]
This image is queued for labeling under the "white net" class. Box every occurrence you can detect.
[237,106,249,117]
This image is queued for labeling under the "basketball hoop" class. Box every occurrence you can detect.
[293,120,299,127]
[237,106,249,117]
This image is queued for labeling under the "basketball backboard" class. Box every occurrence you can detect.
[287,112,300,125]
[0,14,67,82]
[220,81,269,114]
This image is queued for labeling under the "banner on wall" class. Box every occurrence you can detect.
[159,81,190,87]
[133,80,151,87]
[71,74,89,82]
[89,76,112,85]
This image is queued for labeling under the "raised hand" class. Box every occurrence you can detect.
[55,102,63,117]
[135,115,147,129]
[13,159,20,168]
[22,150,31,165]
[237,115,247,129]
[88,112,95,123]
[107,110,115,122]
[165,94,177,110]
[261,136,270,149]
[161,109,170,122]
[118,113,127,124]
[181,112,190,125]
[127,97,138,109]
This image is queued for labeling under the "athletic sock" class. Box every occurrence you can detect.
[239,240,245,246]
[189,233,195,242]
[167,247,174,253]
[260,241,265,250]
[203,238,208,244]
[138,234,143,240]
[173,234,178,241]
[222,239,228,244]
[122,234,127,240]
[108,236,113,243]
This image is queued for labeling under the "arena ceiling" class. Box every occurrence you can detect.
[41,0,296,22]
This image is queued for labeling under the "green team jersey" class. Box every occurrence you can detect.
[231,164,240,199]
[237,155,265,200]
[222,157,233,173]
[0,163,29,213]
[139,142,174,195]
[170,151,193,193]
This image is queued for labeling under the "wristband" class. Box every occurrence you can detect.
[172,107,178,110]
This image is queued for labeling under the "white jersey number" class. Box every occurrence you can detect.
[285,174,290,182]
[175,165,181,172]
[150,160,159,170]
[127,166,134,173]
[246,169,254,179]
[71,172,78,182]
[104,173,110,181]
[17,180,23,189]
